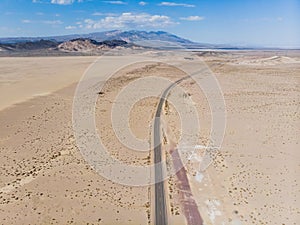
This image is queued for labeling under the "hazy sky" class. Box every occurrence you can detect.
[0,0,299,47]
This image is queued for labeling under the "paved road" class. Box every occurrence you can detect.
[154,74,193,225]
[153,65,219,225]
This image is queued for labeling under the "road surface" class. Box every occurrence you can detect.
[153,65,217,225]
[153,74,193,225]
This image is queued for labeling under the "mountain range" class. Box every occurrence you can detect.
[0,30,207,47]
[0,38,143,56]
[0,30,258,56]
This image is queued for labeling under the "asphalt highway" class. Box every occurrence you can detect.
[153,74,192,225]
[153,65,217,225]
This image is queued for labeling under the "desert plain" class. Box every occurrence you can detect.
[0,50,299,225]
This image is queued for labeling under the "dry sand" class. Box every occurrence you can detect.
[0,57,97,111]
[163,51,300,225]
[0,51,299,224]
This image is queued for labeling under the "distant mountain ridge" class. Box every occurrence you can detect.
[0,30,195,46]
[0,38,142,55]
[0,30,290,50]
[0,39,58,51]
[1,30,274,54]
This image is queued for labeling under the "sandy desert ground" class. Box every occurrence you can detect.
[0,50,299,224]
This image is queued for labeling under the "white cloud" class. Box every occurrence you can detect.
[139,1,147,6]
[33,0,83,4]
[43,20,63,24]
[21,19,63,25]
[92,12,105,16]
[159,2,195,7]
[21,19,32,23]
[65,25,77,29]
[103,1,127,4]
[32,0,44,3]
[92,12,117,16]
[50,0,83,4]
[180,16,204,21]
[83,12,176,29]
[50,0,74,4]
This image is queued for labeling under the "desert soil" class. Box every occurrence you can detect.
[0,51,299,225]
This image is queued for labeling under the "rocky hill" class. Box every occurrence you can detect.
[0,38,142,56]
[57,38,134,52]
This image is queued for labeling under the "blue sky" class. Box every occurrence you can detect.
[0,0,299,47]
